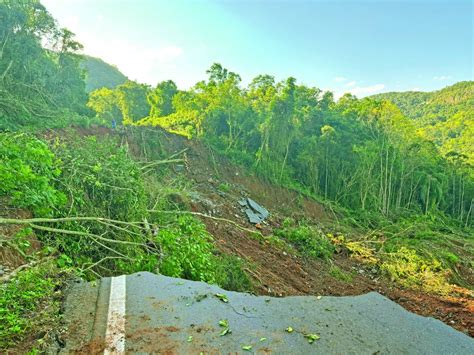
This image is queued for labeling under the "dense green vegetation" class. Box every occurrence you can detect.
[0,133,65,216]
[88,64,473,228]
[372,81,473,166]
[1,130,250,289]
[81,55,128,93]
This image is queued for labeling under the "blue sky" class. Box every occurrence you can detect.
[42,0,473,97]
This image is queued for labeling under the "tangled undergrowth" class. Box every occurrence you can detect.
[330,233,455,294]
[0,131,251,292]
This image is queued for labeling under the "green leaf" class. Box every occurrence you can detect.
[219,328,231,336]
[215,293,228,303]
[241,345,252,351]
[259,337,267,342]
[304,333,320,344]
[187,335,193,342]
[285,326,293,333]
[219,319,229,327]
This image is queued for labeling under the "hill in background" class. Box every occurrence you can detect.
[81,56,128,92]
[371,81,473,122]
[372,81,473,165]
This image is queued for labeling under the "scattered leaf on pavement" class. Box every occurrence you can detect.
[304,333,320,344]
[215,293,229,303]
[220,328,231,336]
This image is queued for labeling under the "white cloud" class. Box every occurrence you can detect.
[60,15,80,30]
[331,83,385,100]
[348,83,385,96]
[433,75,452,81]
[344,80,356,87]
[334,76,348,82]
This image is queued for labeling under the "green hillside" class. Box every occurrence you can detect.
[372,81,473,122]
[81,55,128,92]
[372,82,474,165]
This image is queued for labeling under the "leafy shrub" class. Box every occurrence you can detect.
[52,135,147,221]
[0,133,65,216]
[155,216,217,283]
[274,223,335,260]
[329,265,354,283]
[40,134,152,277]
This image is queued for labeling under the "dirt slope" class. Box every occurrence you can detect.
[66,126,474,336]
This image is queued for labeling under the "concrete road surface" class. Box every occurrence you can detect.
[60,272,474,354]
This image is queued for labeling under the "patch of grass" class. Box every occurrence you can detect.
[215,255,253,292]
[329,265,354,283]
[274,222,335,260]
[0,261,69,352]
[217,183,231,193]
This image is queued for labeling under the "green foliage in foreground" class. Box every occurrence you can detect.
[0,133,65,216]
[155,215,218,282]
[0,131,251,292]
[0,262,67,351]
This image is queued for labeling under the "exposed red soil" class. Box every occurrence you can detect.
[0,198,41,269]
[136,127,473,337]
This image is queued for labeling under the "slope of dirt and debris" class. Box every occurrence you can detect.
[122,126,473,337]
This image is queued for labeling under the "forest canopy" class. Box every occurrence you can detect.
[87,64,473,227]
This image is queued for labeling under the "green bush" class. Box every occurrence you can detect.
[40,134,153,277]
[155,216,217,283]
[274,223,335,260]
[52,135,147,221]
[0,133,65,216]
